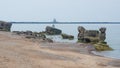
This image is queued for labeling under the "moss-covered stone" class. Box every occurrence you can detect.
[94,43,113,51]
[61,33,74,40]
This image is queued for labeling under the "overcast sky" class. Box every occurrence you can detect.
[0,0,120,22]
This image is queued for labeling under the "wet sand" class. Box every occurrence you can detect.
[0,31,120,68]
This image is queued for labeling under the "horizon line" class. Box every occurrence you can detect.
[11,22,120,24]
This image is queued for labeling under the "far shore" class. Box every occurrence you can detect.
[0,31,120,68]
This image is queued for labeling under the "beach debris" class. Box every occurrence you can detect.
[61,33,74,40]
[45,26,62,35]
[0,21,12,31]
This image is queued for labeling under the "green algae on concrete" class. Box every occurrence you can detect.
[94,42,113,51]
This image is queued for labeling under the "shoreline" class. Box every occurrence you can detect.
[0,31,120,68]
[91,51,120,60]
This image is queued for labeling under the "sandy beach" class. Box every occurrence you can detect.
[0,31,120,68]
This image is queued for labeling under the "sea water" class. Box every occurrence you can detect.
[11,23,120,59]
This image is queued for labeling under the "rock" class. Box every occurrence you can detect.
[99,27,106,42]
[78,26,86,33]
[25,35,35,39]
[39,31,46,34]
[84,37,99,44]
[25,32,46,39]
[78,30,100,44]
[77,26,105,44]
[46,26,62,35]
[78,26,86,40]
[25,31,33,35]
[43,38,53,43]
[40,34,46,39]
[13,31,47,40]
[84,30,99,37]
[100,41,107,44]
[94,43,113,51]
[61,33,74,40]
[12,31,21,35]
[0,21,12,31]
[33,32,46,39]
[77,37,99,44]
[12,31,53,43]
[77,26,113,51]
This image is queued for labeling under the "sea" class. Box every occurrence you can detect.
[11,22,120,59]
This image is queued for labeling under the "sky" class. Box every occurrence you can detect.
[0,0,120,22]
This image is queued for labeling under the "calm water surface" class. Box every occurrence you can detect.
[11,24,120,59]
